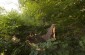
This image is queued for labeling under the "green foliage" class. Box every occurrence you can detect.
[0,11,22,39]
[0,0,85,55]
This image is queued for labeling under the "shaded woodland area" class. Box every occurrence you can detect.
[0,0,85,55]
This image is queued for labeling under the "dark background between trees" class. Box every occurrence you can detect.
[0,0,85,55]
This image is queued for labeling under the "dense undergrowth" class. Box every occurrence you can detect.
[0,0,85,55]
